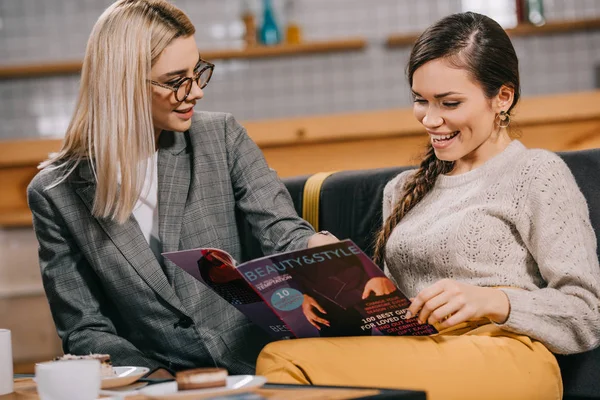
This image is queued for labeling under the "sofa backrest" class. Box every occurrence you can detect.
[559,149,600,259]
[284,149,600,263]
[239,148,600,270]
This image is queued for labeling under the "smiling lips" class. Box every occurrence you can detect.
[429,131,459,143]
[174,106,193,114]
[173,106,194,120]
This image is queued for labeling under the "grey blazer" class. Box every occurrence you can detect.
[27,112,314,374]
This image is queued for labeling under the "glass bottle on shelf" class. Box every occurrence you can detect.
[241,0,257,47]
[259,0,281,46]
[525,0,545,26]
[284,0,302,45]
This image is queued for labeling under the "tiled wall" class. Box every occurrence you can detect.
[0,0,599,140]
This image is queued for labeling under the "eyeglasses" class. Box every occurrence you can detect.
[150,58,214,102]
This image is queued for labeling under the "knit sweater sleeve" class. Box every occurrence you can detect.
[498,151,600,354]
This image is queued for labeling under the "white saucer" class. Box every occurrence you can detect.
[102,366,150,389]
[141,375,267,399]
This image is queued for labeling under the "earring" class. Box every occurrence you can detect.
[496,110,511,128]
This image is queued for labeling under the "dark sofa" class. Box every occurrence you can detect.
[239,147,600,399]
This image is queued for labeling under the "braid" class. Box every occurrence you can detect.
[373,145,453,266]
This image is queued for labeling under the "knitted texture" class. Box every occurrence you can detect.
[383,140,600,354]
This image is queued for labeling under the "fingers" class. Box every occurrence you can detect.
[314,316,330,327]
[361,286,372,300]
[306,310,330,329]
[302,307,322,330]
[438,308,471,329]
[417,291,452,324]
[425,301,457,325]
[363,278,397,299]
[303,298,330,329]
[307,318,321,330]
[383,279,396,295]
[310,299,327,314]
[407,280,482,328]
[308,318,321,331]
[407,282,445,319]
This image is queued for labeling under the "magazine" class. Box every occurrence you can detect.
[163,240,437,339]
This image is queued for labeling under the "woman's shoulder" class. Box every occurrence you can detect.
[383,169,417,204]
[514,146,573,182]
[188,111,248,152]
[189,111,240,134]
[521,146,567,169]
[28,165,67,194]
[27,160,88,199]
[27,165,74,212]
[505,145,583,210]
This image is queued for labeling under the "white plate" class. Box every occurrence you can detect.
[102,366,150,389]
[141,375,267,399]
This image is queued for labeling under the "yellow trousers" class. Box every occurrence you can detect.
[256,322,562,400]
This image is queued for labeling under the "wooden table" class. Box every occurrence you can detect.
[1,377,426,399]
[2,378,144,399]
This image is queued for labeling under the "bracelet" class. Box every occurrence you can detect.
[318,230,333,237]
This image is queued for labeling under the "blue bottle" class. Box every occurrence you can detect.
[259,0,281,46]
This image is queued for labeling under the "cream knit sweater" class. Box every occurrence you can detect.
[383,140,600,354]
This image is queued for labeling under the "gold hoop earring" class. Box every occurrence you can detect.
[496,110,511,128]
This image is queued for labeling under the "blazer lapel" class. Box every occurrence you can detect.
[74,160,186,313]
[157,131,191,255]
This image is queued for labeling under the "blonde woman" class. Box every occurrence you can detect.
[27,0,334,376]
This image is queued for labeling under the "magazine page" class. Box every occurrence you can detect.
[236,240,437,338]
[162,248,294,339]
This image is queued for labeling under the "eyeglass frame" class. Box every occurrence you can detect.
[149,57,215,102]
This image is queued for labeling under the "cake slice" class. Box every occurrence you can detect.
[54,353,114,377]
[176,367,228,390]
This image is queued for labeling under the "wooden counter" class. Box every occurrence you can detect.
[1,90,600,227]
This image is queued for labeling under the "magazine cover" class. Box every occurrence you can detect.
[163,240,437,339]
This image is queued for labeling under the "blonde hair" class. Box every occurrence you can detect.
[42,0,195,223]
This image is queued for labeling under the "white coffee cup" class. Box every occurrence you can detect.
[0,329,13,395]
[35,359,101,400]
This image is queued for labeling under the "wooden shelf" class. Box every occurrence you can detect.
[202,37,367,60]
[0,38,367,80]
[386,17,600,48]
[507,17,600,37]
[0,61,83,80]
[385,34,420,48]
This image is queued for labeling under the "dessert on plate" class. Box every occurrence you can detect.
[54,353,114,377]
[176,367,228,390]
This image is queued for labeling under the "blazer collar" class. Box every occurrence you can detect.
[157,131,191,255]
[158,129,188,156]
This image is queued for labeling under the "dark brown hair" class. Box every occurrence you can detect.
[373,12,520,266]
